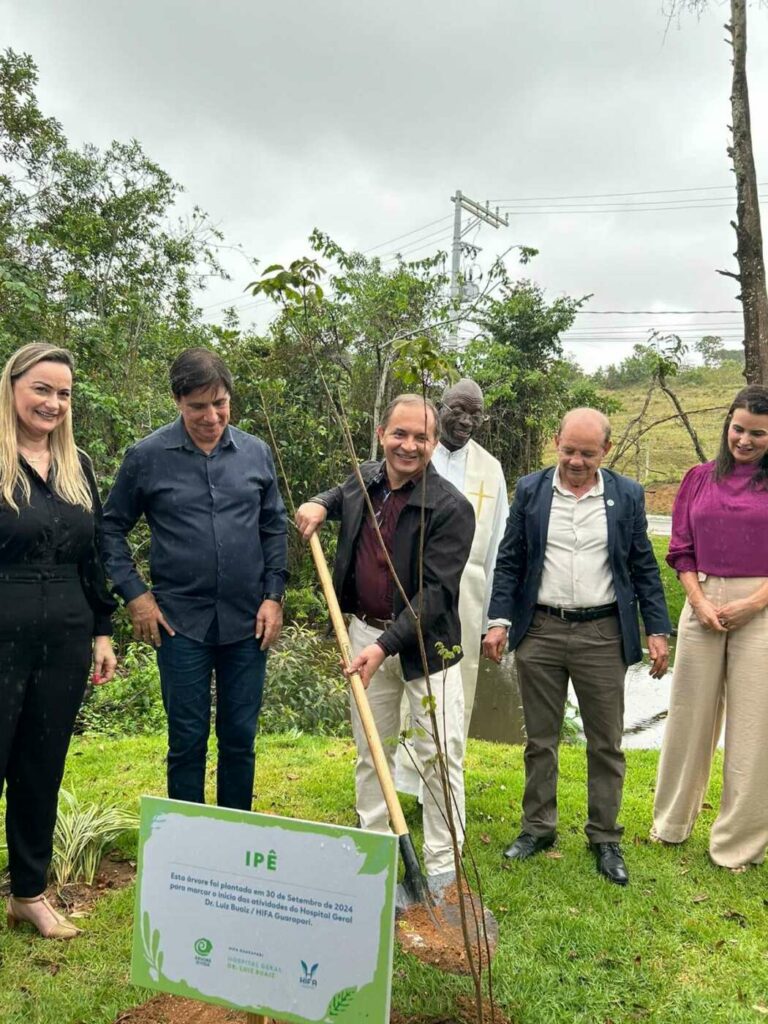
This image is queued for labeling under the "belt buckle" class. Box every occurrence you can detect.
[557,607,567,620]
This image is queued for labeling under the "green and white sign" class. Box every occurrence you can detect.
[131,796,398,1023]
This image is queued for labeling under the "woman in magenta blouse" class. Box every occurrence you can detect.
[652,385,768,870]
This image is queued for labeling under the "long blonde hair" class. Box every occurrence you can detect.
[0,343,93,512]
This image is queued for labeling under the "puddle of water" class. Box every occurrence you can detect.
[468,638,717,751]
[469,653,526,744]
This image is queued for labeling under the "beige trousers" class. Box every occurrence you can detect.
[348,615,465,875]
[652,575,768,868]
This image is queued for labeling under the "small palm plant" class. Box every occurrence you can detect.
[51,790,138,887]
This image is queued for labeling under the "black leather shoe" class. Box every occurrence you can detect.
[591,842,629,885]
[503,831,556,860]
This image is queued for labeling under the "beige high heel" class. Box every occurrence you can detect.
[7,894,82,939]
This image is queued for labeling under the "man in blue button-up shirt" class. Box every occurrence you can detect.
[102,348,288,809]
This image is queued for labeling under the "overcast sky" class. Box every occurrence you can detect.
[4,0,768,370]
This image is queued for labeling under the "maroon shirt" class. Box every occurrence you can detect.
[354,473,415,619]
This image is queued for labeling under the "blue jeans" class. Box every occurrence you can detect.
[156,631,266,810]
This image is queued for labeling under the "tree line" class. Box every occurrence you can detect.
[0,49,606,586]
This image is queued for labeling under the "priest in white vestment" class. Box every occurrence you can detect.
[395,379,508,796]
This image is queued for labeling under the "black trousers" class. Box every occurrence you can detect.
[0,570,93,896]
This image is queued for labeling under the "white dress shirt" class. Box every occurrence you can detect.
[537,468,616,609]
[487,467,616,630]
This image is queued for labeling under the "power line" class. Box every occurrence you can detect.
[500,195,766,209]
[361,215,453,254]
[379,230,455,264]
[490,182,768,202]
[496,201,766,215]
[497,196,766,211]
[561,342,745,350]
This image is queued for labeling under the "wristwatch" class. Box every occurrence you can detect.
[263,592,284,606]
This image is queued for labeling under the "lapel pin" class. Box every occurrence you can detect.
[606,499,615,507]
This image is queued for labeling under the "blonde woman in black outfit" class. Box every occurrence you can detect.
[0,343,116,939]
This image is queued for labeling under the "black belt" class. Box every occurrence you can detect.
[0,563,79,582]
[355,613,393,631]
[535,602,618,623]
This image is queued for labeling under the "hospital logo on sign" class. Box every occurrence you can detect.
[299,960,319,987]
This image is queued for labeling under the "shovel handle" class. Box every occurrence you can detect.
[309,532,409,837]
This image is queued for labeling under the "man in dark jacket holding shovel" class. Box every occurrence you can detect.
[295,394,475,894]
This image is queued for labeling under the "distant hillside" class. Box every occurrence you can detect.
[543,362,746,514]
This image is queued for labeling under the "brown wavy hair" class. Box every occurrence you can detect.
[714,384,768,488]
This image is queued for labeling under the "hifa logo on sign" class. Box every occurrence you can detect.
[299,960,319,987]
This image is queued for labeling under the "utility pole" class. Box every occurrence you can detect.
[448,189,508,347]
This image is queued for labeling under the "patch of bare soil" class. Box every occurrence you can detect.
[114,995,249,1024]
[0,850,136,917]
[396,884,499,976]
[55,851,136,916]
[644,483,679,515]
[118,995,513,1024]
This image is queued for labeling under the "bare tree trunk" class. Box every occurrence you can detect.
[370,350,395,459]
[722,0,768,384]
[658,372,708,463]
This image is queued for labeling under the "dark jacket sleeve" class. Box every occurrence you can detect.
[258,443,289,596]
[308,483,345,520]
[78,453,118,636]
[627,481,672,635]
[487,479,527,623]
[376,493,476,659]
[100,445,150,603]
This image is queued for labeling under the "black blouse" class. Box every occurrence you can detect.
[0,452,116,635]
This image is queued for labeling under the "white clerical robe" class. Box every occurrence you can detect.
[395,439,508,796]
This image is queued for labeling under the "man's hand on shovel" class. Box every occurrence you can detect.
[295,501,327,538]
[344,644,386,689]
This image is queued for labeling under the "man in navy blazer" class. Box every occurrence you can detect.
[483,408,670,885]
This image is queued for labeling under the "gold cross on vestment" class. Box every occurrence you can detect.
[467,481,494,518]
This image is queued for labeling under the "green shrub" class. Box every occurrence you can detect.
[76,642,166,737]
[261,624,349,736]
[51,790,139,886]
[284,585,328,627]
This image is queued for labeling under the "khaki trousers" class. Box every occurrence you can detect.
[514,609,628,843]
[652,576,768,868]
[348,615,465,875]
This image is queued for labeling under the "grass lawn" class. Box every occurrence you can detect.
[1,734,765,1024]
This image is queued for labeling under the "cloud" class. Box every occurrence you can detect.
[4,0,768,366]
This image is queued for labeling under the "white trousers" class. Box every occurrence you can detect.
[652,575,768,868]
[348,615,465,875]
[394,624,478,798]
